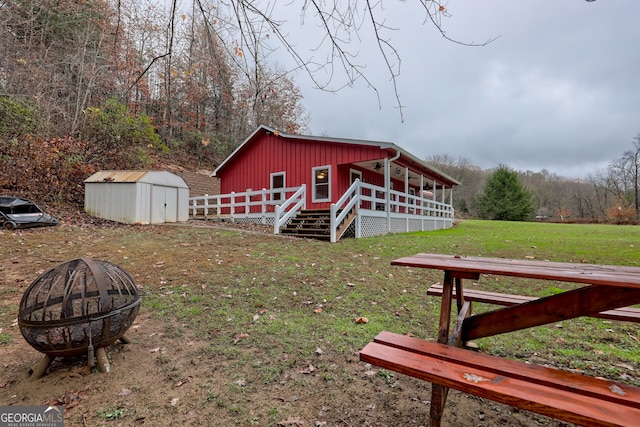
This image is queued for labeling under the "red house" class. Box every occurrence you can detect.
[191,125,459,242]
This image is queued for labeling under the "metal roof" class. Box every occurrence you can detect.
[84,171,189,188]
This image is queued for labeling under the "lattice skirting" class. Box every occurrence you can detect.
[359,214,452,238]
[232,214,275,226]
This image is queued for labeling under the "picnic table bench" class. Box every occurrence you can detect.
[360,254,640,427]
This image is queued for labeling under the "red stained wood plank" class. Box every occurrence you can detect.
[461,285,640,340]
[427,284,640,322]
[372,331,640,409]
[391,254,640,289]
[361,336,640,427]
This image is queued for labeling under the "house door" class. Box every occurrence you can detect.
[350,168,367,208]
[271,172,285,202]
[350,169,362,184]
[151,185,178,223]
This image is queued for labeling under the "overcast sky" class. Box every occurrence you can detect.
[273,1,640,179]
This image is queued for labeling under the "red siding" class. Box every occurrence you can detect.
[219,132,386,208]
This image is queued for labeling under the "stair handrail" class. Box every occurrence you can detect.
[274,184,306,234]
[330,179,362,242]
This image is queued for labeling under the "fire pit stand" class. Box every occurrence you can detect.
[18,257,142,378]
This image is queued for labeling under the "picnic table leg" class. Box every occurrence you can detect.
[430,270,455,426]
[455,277,464,312]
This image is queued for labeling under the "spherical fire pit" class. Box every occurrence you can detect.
[18,257,141,377]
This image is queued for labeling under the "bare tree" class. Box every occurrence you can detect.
[605,137,640,217]
[624,135,640,217]
[0,0,121,134]
[209,1,495,121]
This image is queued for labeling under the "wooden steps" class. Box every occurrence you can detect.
[280,209,355,241]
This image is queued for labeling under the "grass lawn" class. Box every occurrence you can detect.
[0,219,638,426]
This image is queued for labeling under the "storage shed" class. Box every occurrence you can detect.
[84,171,189,224]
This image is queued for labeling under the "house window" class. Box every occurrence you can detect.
[312,166,331,202]
[271,172,285,201]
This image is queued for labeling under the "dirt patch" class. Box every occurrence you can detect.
[0,222,574,426]
[1,317,562,427]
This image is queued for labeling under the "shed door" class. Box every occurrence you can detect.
[151,185,178,223]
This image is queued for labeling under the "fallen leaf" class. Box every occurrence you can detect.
[299,364,315,374]
[175,376,192,387]
[278,417,305,426]
[610,384,627,396]
[233,333,249,344]
[463,373,490,383]
[313,308,323,314]
[616,363,635,371]
[355,317,369,324]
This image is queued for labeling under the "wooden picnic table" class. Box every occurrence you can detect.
[391,254,640,345]
[364,253,640,426]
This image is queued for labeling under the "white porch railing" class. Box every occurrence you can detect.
[274,185,306,234]
[330,179,361,243]
[188,186,306,225]
[328,180,454,241]
[189,180,454,241]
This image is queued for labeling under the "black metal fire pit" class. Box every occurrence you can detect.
[18,257,141,377]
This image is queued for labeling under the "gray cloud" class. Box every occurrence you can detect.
[279,0,640,178]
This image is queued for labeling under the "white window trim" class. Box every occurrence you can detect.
[270,171,286,201]
[312,165,331,203]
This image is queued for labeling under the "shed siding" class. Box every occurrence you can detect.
[84,171,189,224]
[84,182,138,224]
[136,182,151,224]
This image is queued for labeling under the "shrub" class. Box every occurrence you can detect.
[81,98,167,168]
[605,204,637,224]
[0,95,40,138]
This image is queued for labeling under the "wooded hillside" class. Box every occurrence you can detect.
[0,0,307,207]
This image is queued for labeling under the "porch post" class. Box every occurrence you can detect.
[405,167,410,231]
[420,176,424,216]
[449,187,454,219]
[261,188,267,224]
[385,158,391,231]
[404,168,409,194]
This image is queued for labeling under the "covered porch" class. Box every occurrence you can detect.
[189,159,456,242]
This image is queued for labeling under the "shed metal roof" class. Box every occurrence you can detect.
[84,170,189,188]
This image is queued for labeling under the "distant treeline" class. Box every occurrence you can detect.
[427,145,640,223]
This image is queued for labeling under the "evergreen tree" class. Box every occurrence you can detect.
[476,166,534,221]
